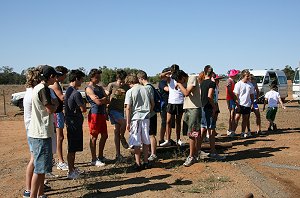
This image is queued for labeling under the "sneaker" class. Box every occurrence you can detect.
[158,140,165,145]
[74,167,84,174]
[208,153,226,161]
[268,127,272,131]
[45,172,58,179]
[197,150,210,160]
[240,132,246,138]
[23,190,30,198]
[183,156,196,167]
[98,156,108,162]
[132,163,143,172]
[148,154,158,161]
[95,158,105,167]
[38,195,48,198]
[227,130,236,138]
[245,131,252,138]
[160,140,171,147]
[120,137,129,149]
[57,162,69,171]
[67,170,81,179]
[273,124,277,131]
[176,139,185,146]
[142,162,150,169]
[43,184,51,192]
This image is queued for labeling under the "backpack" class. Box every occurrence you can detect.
[148,84,163,113]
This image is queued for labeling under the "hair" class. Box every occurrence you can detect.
[198,71,205,84]
[170,64,180,74]
[241,69,251,78]
[69,69,86,82]
[270,83,278,91]
[36,65,52,82]
[137,70,148,80]
[171,70,188,82]
[125,74,139,84]
[88,69,102,81]
[116,70,127,80]
[55,66,69,74]
[25,67,41,88]
[204,65,214,76]
[162,67,170,73]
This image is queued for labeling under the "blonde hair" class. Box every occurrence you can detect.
[125,74,138,85]
[25,68,41,88]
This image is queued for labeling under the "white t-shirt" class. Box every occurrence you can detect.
[23,88,33,130]
[233,80,254,107]
[168,78,184,104]
[265,90,281,107]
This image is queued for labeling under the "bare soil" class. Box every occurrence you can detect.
[0,81,299,198]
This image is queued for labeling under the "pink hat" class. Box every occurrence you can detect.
[228,69,240,77]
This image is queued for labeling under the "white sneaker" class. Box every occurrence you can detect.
[148,154,158,161]
[246,132,252,137]
[67,170,81,180]
[95,159,105,167]
[57,162,69,171]
[160,140,171,147]
[176,139,185,146]
[240,132,246,138]
[45,172,58,179]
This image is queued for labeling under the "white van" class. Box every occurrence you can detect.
[249,69,288,103]
[292,67,300,103]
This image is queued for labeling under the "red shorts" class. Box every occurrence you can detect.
[88,113,108,137]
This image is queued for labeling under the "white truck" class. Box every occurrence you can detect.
[249,69,288,103]
[11,90,87,110]
[292,67,300,103]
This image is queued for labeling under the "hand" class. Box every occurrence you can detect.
[126,123,130,131]
[282,105,286,110]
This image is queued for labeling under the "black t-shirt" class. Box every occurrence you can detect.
[158,80,168,103]
[64,86,84,121]
[200,79,216,108]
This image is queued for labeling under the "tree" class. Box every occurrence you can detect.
[282,65,295,80]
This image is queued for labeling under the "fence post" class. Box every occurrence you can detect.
[3,90,6,115]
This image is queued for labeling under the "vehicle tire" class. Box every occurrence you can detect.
[18,99,24,110]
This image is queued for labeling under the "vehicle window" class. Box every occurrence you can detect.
[294,70,299,84]
[278,76,287,84]
[263,76,270,84]
[254,76,264,83]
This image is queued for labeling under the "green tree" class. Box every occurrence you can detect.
[282,65,295,80]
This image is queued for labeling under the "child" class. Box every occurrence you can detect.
[86,69,109,167]
[124,74,152,171]
[263,84,286,131]
[175,71,201,167]
[64,70,87,179]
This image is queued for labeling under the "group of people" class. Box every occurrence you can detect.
[22,64,286,198]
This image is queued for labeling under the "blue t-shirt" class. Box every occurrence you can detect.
[64,86,84,121]
[86,85,106,114]
[158,80,168,105]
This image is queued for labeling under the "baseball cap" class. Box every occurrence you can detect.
[40,65,63,78]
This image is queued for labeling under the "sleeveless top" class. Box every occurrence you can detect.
[86,85,106,114]
[226,78,235,100]
[168,78,184,104]
[54,82,64,113]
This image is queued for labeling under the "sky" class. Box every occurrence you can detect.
[1,0,300,76]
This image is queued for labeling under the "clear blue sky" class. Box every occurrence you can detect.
[1,0,299,76]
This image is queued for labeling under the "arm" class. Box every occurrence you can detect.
[159,71,172,79]
[263,98,267,111]
[86,86,109,106]
[125,104,131,131]
[176,83,194,96]
[278,97,286,109]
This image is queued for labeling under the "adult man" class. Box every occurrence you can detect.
[137,70,157,161]
[49,66,69,171]
[27,65,59,198]
[64,70,87,179]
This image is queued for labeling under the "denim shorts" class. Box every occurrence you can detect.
[227,99,236,109]
[54,112,64,128]
[28,137,52,174]
[109,110,125,125]
[201,107,216,129]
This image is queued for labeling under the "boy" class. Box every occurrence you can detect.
[137,70,157,162]
[27,65,59,198]
[86,69,109,166]
[49,66,69,171]
[106,70,130,161]
[175,71,201,167]
[124,74,152,171]
[64,70,87,179]
[263,84,286,131]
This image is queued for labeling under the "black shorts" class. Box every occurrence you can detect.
[167,103,184,115]
[66,117,83,152]
[149,114,157,136]
[236,105,251,115]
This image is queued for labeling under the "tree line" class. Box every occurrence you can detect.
[0,65,297,85]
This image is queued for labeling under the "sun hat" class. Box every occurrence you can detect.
[228,69,240,77]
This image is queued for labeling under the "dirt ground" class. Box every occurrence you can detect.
[0,81,299,198]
